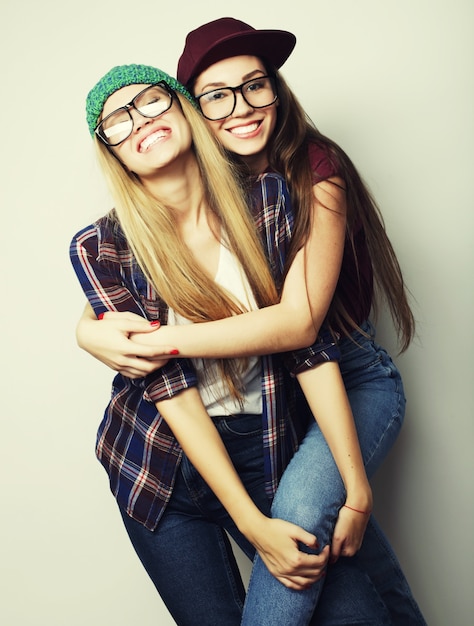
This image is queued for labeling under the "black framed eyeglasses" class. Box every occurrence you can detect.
[95,82,174,147]
[196,75,277,121]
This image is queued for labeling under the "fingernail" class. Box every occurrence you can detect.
[169,349,179,355]
[98,312,105,320]
[150,320,160,326]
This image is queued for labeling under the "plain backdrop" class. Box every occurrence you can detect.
[1,1,472,624]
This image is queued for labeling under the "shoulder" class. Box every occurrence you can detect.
[307,141,341,182]
[69,212,127,258]
[71,211,125,246]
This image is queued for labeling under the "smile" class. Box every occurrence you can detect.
[227,121,261,137]
[139,129,170,152]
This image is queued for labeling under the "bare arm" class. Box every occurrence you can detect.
[76,182,369,558]
[130,177,346,358]
[155,387,329,589]
[76,177,345,368]
[75,246,314,369]
[299,178,347,331]
[297,362,372,561]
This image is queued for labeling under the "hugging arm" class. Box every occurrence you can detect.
[74,175,371,553]
[130,176,345,357]
[75,174,344,368]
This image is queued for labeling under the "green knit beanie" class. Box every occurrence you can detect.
[86,64,196,136]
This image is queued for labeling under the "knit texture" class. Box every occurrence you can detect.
[86,64,195,135]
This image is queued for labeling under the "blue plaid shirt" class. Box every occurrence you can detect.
[70,172,339,530]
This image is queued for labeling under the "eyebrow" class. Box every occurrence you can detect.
[198,69,266,94]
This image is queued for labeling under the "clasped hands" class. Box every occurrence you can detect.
[246,505,369,590]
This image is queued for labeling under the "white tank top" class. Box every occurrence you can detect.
[167,243,262,416]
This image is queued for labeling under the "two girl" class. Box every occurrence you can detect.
[72,63,389,625]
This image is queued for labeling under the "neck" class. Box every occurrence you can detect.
[141,152,206,222]
[140,155,220,271]
[240,151,270,176]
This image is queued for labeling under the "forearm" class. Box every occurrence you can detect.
[157,388,330,588]
[297,362,372,510]
[131,180,346,360]
[132,295,316,358]
[156,388,266,534]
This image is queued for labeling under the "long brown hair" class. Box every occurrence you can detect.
[267,69,415,352]
[95,93,278,399]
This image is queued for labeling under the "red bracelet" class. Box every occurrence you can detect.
[343,504,371,515]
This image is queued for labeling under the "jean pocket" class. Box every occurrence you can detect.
[215,414,262,438]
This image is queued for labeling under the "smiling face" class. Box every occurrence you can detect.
[102,83,193,182]
[193,56,278,174]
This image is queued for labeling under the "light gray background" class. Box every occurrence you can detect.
[1,1,472,624]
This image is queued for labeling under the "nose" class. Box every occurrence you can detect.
[232,90,254,117]
[130,106,153,132]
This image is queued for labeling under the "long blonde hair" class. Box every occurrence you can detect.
[95,93,278,399]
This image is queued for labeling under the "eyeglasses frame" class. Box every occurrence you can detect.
[95,82,175,147]
[196,75,278,121]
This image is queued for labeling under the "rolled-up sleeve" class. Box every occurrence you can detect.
[70,220,198,401]
[283,328,341,377]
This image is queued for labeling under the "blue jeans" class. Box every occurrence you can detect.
[120,412,390,626]
[242,321,426,626]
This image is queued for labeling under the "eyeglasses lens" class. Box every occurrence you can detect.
[98,84,172,146]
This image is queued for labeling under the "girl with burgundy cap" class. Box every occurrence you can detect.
[172,17,424,626]
[72,63,392,626]
[75,17,425,626]
[172,16,425,626]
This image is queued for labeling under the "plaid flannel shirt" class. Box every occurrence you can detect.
[70,172,339,530]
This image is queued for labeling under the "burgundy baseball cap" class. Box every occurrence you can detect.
[177,17,296,86]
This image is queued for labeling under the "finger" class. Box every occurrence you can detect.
[146,358,170,369]
[119,358,163,378]
[278,546,329,578]
[293,527,319,550]
[120,319,161,333]
[278,571,326,590]
[118,368,147,379]
[147,347,180,360]
[295,545,330,571]
[330,536,343,564]
[101,310,150,323]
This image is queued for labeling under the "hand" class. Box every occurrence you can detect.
[329,504,370,564]
[249,516,330,590]
[77,311,176,378]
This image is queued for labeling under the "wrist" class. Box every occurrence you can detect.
[343,503,372,515]
[234,507,268,545]
[344,485,373,513]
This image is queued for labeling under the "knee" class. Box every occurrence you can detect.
[271,496,336,544]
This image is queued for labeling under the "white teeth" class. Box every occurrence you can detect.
[229,122,259,136]
[140,130,167,151]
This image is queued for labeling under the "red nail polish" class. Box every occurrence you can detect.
[169,349,179,355]
[98,312,105,320]
[150,320,160,326]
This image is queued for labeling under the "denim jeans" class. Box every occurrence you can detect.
[242,321,427,626]
[119,412,390,626]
